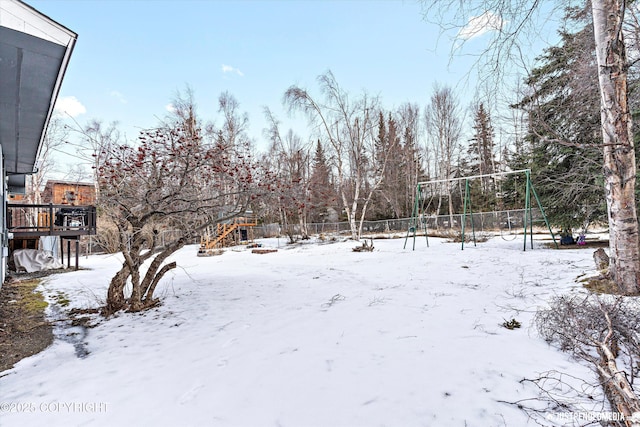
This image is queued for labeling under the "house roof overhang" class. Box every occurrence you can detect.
[0,0,77,190]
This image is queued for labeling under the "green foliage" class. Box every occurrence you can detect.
[511,8,607,231]
[370,106,424,220]
[308,139,335,223]
[463,103,500,211]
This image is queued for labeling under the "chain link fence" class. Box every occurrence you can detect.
[253,208,549,238]
[86,209,550,254]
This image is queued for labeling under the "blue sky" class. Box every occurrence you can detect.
[29,0,559,158]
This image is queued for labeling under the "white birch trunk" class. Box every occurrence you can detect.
[592,0,640,294]
[349,182,360,240]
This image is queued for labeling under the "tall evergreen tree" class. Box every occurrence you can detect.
[466,102,497,211]
[308,139,335,223]
[373,112,404,219]
[512,7,606,232]
[467,103,495,178]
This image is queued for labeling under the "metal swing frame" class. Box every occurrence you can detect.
[404,169,558,251]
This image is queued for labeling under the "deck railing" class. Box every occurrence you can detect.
[7,203,97,238]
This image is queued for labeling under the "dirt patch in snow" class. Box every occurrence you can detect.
[0,276,53,373]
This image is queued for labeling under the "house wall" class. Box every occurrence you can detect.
[42,182,95,205]
[1,144,6,286]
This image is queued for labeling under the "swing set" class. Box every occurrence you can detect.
[404,169,558,251]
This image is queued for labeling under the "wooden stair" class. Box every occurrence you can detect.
[197,215,257,256]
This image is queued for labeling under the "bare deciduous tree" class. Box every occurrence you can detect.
[397,102,424,217]
[262,107,311,242]
[284,71,395,240]
[98,103,255,315]
[27,116,67,205]
[68,118,123,201]
[424,83,464,226]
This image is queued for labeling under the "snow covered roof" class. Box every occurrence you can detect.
[0,0,76,189]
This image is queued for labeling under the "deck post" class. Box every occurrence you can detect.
[49,203,54,235]
[75,238,79,270]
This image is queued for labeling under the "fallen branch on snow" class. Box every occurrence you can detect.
[353,239,374,252]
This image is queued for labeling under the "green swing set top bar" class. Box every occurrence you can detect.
[404,169,559,251]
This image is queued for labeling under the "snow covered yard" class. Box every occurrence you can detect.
[0,236,599,426]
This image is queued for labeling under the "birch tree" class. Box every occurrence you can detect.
[591,0,640,294]
[284,71,394,240]
[424,84,464,226]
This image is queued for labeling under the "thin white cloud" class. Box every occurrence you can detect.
[165,103,176,113]
[110,90,128,104]
[457,11,503,41]
[221,64,244,77]
[54,96,86,118]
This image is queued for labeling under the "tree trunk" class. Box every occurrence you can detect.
[143,261,177,306]
[104,264,130,316]
[298,207,308,239]
[592,0,640,294]
[137,238,186,305]
[597,308,640,424]
[349,196,359,240]
[436,190,443,228]
[447,185,455,230]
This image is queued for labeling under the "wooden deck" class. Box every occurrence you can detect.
[7,203,97,238]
